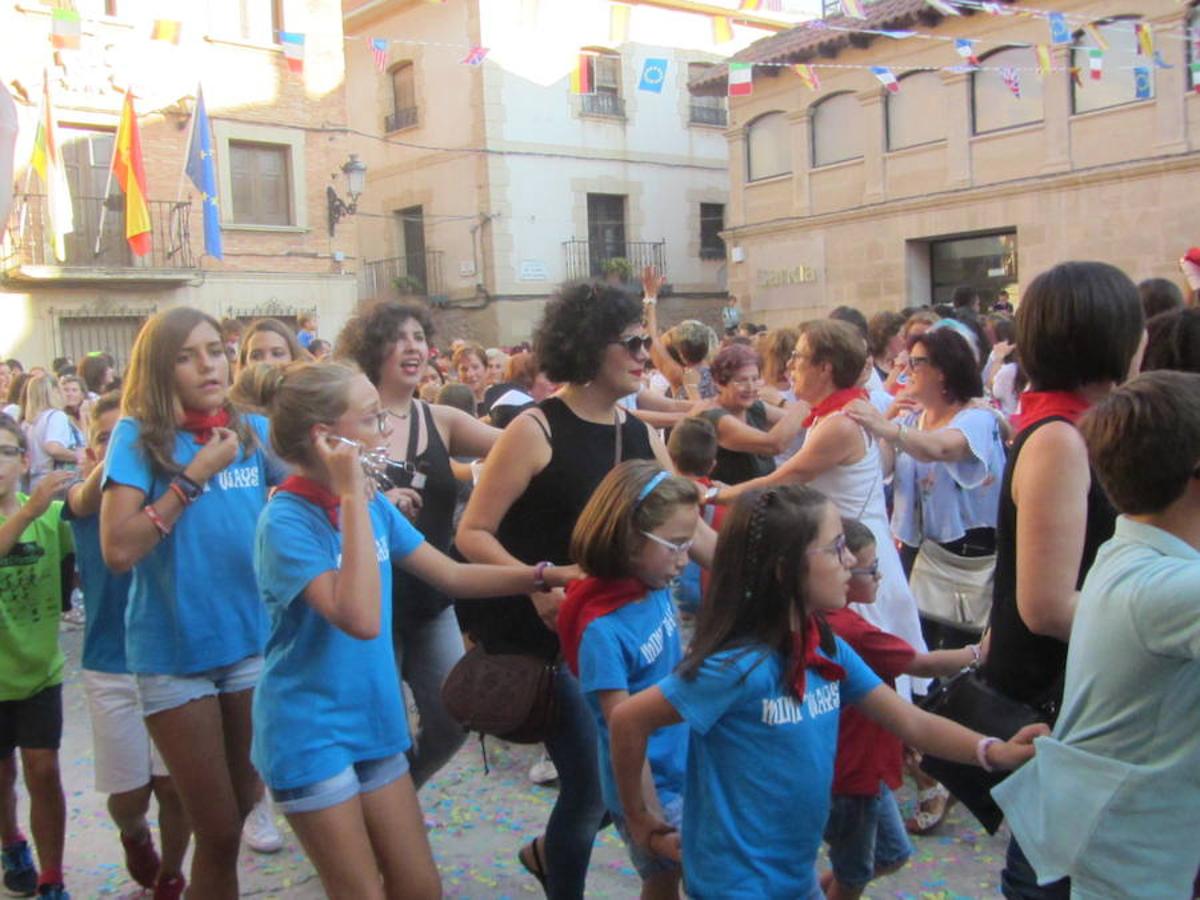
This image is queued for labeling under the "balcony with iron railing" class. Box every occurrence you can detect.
[2,194,196,282]
[581,92,626,119]
[689,104,728,127]
[385,106,419,132]
[357,250,446,303]
[562,239,666,283]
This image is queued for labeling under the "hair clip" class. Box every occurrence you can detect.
[636,470,670,505]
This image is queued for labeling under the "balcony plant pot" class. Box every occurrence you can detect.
[393,274,425,299]
[601,257,634,285]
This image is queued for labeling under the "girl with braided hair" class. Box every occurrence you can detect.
[608,485,1047,899]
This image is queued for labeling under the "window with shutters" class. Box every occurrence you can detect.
[387,63,418,131]
[229,142,292,226]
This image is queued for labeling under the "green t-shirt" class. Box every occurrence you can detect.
[0,496,73,700]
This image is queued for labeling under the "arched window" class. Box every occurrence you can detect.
[811,93,862,167]
[886,71,946,150]
[746,111,791,181]
[972,46,1044,133]
[1072,15,1153,114]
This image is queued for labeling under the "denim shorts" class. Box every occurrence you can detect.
[823,784,913,888]
[613,793,684,880]
[137,655,264,717]
[270,752,410,815]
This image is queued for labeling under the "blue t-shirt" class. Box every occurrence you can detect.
[659,640,880,899]
[578,586,687,818]
[251,491,425,791]
[103,415,281,675]
[66,511,132,674]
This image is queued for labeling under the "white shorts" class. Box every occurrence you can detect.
[82,669,168,795]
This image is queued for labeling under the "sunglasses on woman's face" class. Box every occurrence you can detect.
[612,335,653,356]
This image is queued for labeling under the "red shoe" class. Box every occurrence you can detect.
[153,874,186,900]
[119,830,160,889]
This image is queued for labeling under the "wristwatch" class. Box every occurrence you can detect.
[702,485,720,505]
[170,473,205,505]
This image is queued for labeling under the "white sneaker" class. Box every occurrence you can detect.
[242,798,283,853]
[528,751,558,785]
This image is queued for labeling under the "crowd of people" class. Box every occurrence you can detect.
[0,256,1197,900]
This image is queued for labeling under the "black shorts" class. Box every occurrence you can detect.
[0,684,64,757]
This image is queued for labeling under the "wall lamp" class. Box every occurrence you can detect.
[326,153,367,236]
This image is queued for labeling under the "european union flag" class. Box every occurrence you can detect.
[638,58,668,94]
[185,85,223,260]
[1134,66,1152,100]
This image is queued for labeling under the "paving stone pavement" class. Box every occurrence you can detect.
[36,627,1009,898]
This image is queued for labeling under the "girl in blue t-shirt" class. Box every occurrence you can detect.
[100,306,279,897]
[247,361,576,899]
[608,484,1048,900]
[556,461,699,899]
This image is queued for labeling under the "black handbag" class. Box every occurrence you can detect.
[917,665,1057,834]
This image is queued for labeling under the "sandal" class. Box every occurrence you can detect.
[905,782,953,835]
[519,837,548,894]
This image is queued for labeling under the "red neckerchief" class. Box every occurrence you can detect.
[180,407,230,445]
[557,576,647,675]
[276,475,341,529]
[803,387,868,428]
[1011,390,1091,434]
[790,615,847,700]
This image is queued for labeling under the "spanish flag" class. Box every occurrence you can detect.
[569,54,592,94]
[112,91,151,256]
[30,74,73,262]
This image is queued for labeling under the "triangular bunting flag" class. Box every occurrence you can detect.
[955,39,980,67]
[1001,67,1021,99]
[713,16,734,44]
[151,20,182,44]
[1035,45,1052,78]
[1048,12,1071,46]
[1088,48,1103,81]
[871,66,899,93]
[369,38,389,73]
[50,8,81,50]
[461,46,489,66]
[1153,50,1173,70]
[279,32,305,74]
[793,64,820,91]
[1135,23,1154,57]
[1134,66,1152,100]
[728,62,753,96]
[1083,23,1109,52]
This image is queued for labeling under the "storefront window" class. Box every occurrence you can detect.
[886,72,946,150]
[746,112,791,182]
[1072,15,1153,115]
[811,93,862,167]
[972,46,1044,133]
[930,232,1017,306]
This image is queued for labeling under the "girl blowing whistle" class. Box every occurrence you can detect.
[556,461,699,900]
[248,362,575,900]
[608,485,1047,900]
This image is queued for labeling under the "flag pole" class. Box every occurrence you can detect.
[175,84,200,205]
[92,96,120,257]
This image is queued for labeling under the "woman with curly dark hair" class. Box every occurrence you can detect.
[456,282,698,899]
[335,301,499,790]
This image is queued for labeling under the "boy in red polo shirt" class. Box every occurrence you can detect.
[819,518,979,900]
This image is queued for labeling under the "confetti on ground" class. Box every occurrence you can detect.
[39,629,1010,898]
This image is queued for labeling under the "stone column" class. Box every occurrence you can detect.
[787,109,812,216]
[940,70,972,189]
[857,89,885,204]
[1040,45,1072,174]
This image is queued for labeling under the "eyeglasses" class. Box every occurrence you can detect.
[0,445,22,459]
[908,356,931,370]
[729,376,761,388]
[612,335,654,356]
[850,561,881,580]
[808,532,849,560]
[640,531,695,555]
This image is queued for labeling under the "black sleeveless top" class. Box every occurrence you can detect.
[456,396,655,659]
[701,401,776,485]
[984,416,1115,708]
[392,401,460,626]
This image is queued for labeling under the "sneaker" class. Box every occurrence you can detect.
[120,829,160,889]
[35,886,68,900]
[1,840,37,897]
[60,606,86,630]
[528,751,558,785]
[242,798,283,854]
[152,874,186,900]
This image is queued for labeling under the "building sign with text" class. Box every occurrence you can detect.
[746,235,826,312]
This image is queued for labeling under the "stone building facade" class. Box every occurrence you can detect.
[691,0,1200,327]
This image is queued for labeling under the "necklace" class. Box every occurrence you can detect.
[386,404,412,421]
